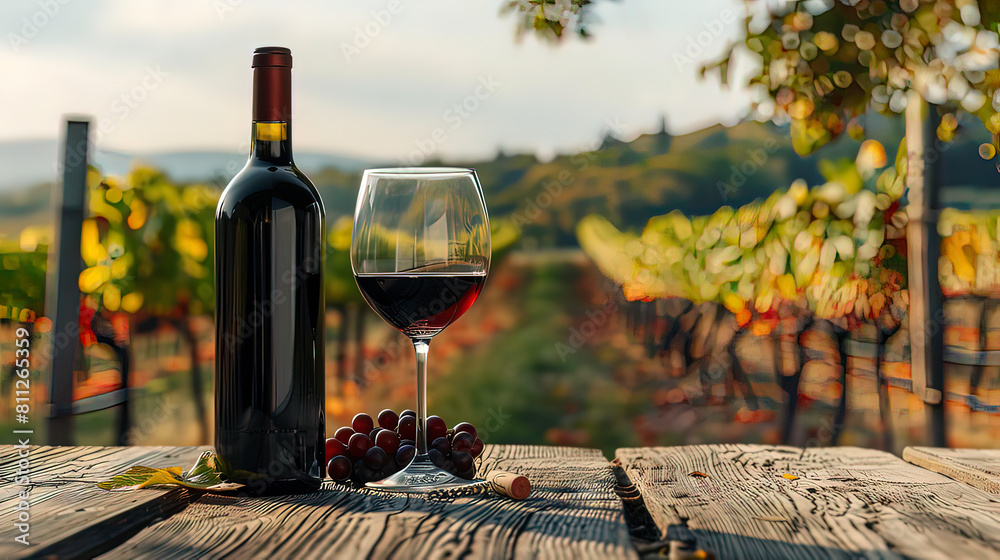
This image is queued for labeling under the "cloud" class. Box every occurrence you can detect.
[1,0,752,161]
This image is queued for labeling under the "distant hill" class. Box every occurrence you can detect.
[3,115,998,246]
[0,139,373,192]
[464,114,997,246]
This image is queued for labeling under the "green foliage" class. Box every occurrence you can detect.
[432,261,642,454]
[708,0,1000,154]
[98,450,243,492]
[500,0,596,42]
[326,215,361,305]
[0,241,47,321]
[81,166,218,317]
[578,157,909,324]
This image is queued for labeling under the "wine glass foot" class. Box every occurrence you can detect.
[365,454,475,493]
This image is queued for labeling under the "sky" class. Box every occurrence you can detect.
[1,0,755,163]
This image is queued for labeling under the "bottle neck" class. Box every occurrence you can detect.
[250,121,293,165]
[250,63,293,165]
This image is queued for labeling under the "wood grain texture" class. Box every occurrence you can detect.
[903,446,1000,494]
[99,445,637,560]
[0,445,208,560]
[618,444,1000,560]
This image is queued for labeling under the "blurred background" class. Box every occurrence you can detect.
[3,0,1000,457]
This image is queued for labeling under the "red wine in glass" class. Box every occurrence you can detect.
[351,168,490,492]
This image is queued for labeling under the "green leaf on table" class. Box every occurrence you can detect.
[97,451,244,492]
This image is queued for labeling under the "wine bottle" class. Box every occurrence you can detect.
[214,46,326,495]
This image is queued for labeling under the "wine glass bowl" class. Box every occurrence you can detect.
[350,167,490,492]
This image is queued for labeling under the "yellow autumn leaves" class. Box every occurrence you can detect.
[578,156,909,325]
[78,167,216,314]
[939,208,1000,295]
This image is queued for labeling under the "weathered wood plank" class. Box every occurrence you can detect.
[99,445,637,560]
[0,446,208,559]
[903,446,1000,494]
[618,444,1000,560]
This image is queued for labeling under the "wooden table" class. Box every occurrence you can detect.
[0,445,635,560]
[7,445,1000,559]
[617,445,1000,559]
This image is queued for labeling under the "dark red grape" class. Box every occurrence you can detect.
[398,415,416,440]
[348,433,373,459]
[396,444,416,467]
[375,429,401,455]
[454,422,478,440]
[431,436,451,455]
[378,409,399,430]
[428,448,447,468]
[327,455,352,482]
[426,415,447,442]
[452,432,474,454]
[457,467,476,480]
[364,446,388,471]
[400,409,416,418]
[353,459,373,483]
[400,439,415,448]
[352,413,374,435]
[452,450,473,473]
[325,437,347,459]
[470,437,484,458]
[369,427,384,440]
[334,426,355,445]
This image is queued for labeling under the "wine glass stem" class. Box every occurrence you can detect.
[413,339,430,456]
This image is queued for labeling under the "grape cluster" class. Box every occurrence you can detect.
[325,409,484,486]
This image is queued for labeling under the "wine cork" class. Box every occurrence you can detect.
[487,470,531,500]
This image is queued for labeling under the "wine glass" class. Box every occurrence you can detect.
[350,167,490,491]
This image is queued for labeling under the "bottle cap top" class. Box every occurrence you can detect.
[252,47,292,69]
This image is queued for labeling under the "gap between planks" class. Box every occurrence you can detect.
[617,444,1000,560]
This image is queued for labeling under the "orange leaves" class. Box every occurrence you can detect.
[751,320,773,336]
[734,408,776,423]
[869,291,887,318]
[736,308,752,327]
[856,139,888,172]
[127,198,147,230]
[34,316,52,333]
